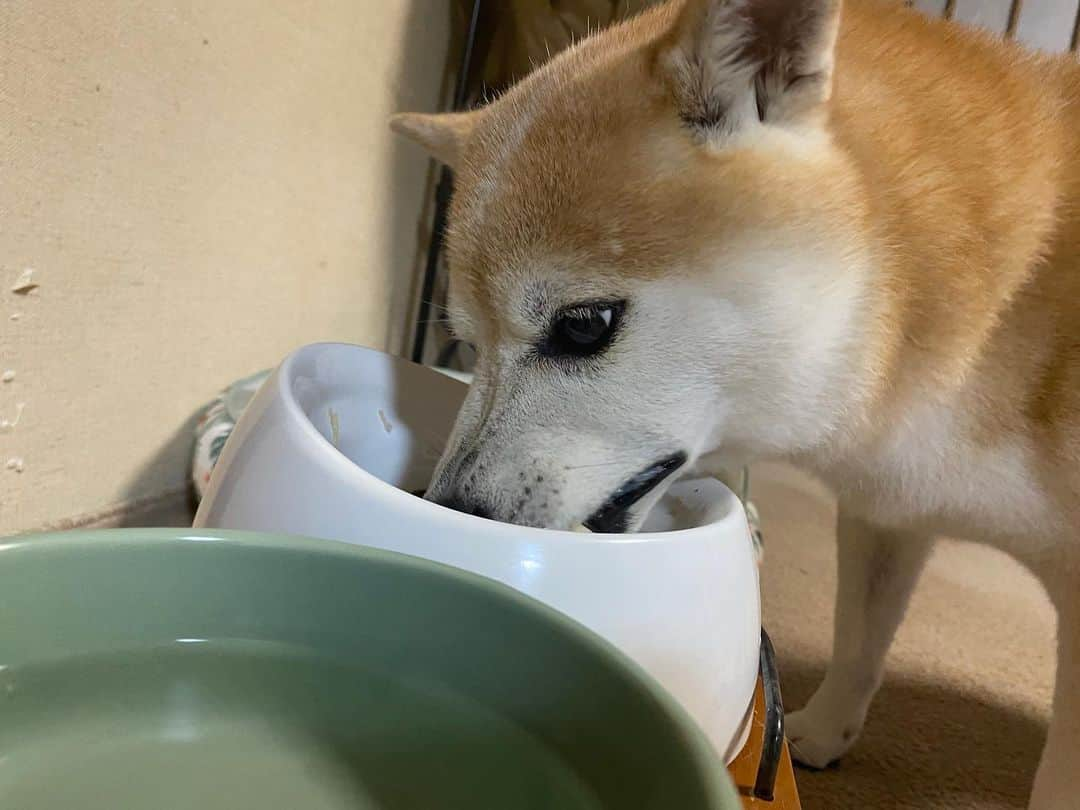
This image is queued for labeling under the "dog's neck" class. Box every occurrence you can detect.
[807,1,1080,464]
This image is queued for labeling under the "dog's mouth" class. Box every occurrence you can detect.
[583,451,688,534]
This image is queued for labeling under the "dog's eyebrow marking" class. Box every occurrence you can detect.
[520,282,551,325]
[465,94,538,236]
[680,103,730,132]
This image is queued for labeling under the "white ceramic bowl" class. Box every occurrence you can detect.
[194,343,761,762]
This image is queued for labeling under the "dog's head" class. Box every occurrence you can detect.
[393,0,877,531]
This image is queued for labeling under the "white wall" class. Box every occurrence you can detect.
[0,1,450,533]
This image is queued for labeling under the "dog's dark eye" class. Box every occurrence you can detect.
[542,302,623,358]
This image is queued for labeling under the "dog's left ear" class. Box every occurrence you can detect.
[660,0,841,135]
[390,111,477,169]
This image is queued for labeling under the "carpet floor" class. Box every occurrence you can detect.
[754,463,1056,809]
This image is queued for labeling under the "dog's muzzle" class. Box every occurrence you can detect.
[584,451,688,534]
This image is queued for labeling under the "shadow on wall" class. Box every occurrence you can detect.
[102,2,458,530]
[779,659,1044,810]
[381,0,459,359]
[113,412,201,529]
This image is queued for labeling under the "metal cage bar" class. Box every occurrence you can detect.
[410,0,483,365]
[1006,0,1025,39]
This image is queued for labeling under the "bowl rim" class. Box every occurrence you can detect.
[1,527,740,807]
[276,342,747,547]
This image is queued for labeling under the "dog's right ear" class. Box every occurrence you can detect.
[660,0,842,137]
[390,111,476,170]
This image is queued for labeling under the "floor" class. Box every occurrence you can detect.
[754,463,1056,809]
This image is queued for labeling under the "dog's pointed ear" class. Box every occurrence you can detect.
[661,0,841,135]
[390,111,476,169]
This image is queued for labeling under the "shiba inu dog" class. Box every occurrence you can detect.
[391,0,1080,805]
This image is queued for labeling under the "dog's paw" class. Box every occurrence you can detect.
[786,706,861,770]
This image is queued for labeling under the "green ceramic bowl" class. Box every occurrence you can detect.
[0,530,741,810]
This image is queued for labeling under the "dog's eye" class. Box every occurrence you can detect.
[542,302,623,358]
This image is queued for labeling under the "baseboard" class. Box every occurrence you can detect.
[17,487,195,536]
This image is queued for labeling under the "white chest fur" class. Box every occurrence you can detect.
[819,400,1058,545]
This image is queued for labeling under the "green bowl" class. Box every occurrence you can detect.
[0,530,741,810]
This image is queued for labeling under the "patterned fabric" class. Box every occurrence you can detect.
[191,370,271,501]
[746,499,765,564]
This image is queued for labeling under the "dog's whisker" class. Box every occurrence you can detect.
[419,298,450,314]
[562,460,635,472]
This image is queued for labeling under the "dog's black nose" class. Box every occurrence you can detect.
[433,493,492,520]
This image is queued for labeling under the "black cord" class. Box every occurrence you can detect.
[754,628,785,801]
[435,338,464,369]
[411,0,483,364]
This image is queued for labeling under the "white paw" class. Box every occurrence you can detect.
[786,706,862,769]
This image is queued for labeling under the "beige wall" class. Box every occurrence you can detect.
[0,1,451,534]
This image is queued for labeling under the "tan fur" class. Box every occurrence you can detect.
[417,0,1080,536]
[827,6,1080,482]
[446,1,1079,466]
[394,2,1080,805]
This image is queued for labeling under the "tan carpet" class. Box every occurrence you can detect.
[754,463,1057,809]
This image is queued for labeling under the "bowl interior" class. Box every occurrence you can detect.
[290,345,466,494]
[0,531,739,810]
[286,345,736,533]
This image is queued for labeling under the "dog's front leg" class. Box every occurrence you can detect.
[787,510,933,768]
[1030,575,1080,810]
